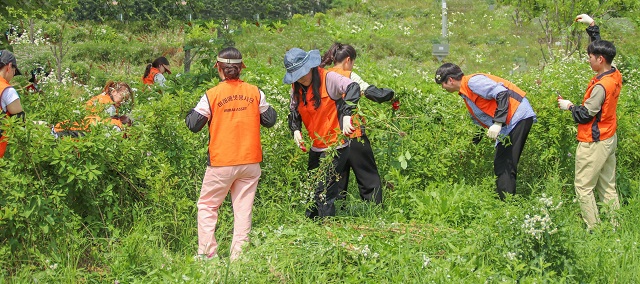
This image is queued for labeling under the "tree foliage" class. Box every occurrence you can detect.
[0,0,76,50]
[68,0,334,22]
[497,0,640,62]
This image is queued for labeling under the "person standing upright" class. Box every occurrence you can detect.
[186,47,277,261]
[557,14,622,229]
[0,50,25,158]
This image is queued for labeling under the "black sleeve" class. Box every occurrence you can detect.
[364,85,395,103]
[586,25,601,42]
[570,105,595,124]
[341,82,361,116]
[493,91,510,124]
[260,106,277,128]
[287,109,302,134]
[10,111,26,122]
[185,108,209,133]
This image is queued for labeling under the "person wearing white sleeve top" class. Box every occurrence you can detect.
[0,50,25,158]
[185,47,277,261]
[319,42,395,205]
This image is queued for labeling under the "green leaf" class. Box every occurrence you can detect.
[400,158,407,170]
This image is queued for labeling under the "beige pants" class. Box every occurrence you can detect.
[197,163,261,260]
[574,134,619,229]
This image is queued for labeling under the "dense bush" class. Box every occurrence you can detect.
[68,0,335,22]
[2,0,640,282]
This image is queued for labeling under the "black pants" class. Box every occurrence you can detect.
[494,117,534,200]
[337,134,382,204]
[306,147,350,218]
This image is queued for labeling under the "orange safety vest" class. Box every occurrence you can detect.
[205,79,262,166]
[327,67,364,138]
[0,77,13,158]
[295,68,343,148]
[459,74,526,128]
[577,68,622,142]
[54,93,122,133]
[86,93,114,114]
[142,67,160,85]
[53,116,123,133]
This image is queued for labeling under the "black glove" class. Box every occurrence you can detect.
[472,130,483,145]
[364,85,395,103]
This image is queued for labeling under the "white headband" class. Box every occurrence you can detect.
[217,57,243,64]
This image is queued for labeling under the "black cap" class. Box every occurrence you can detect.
[0,50,22,75]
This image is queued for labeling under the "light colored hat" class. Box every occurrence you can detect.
[282,48,321,84]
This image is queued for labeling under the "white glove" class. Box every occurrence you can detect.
[487,122,502,140]
[342,116,355,136]
[293,130,304,148]
[558,98,574,110]
[575,14,594,25]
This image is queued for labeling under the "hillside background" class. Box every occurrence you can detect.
[1,0,640,282]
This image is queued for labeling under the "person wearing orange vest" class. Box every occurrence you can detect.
[185,47,277,261]
[53,81,132,138]
[318,43,395,205]
[435,63,536,200]
[557,15,621,230]
[284,48,361,218]
[142,56,171,86]
[0,50,25,158]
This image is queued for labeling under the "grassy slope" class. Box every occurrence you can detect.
[5,0,640,282]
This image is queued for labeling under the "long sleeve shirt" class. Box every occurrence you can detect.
[288,71,360,151]
[185,89,277,132]
[464,75,537,136]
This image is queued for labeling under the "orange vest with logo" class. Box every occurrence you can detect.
[328,67,364,138]
[142,67,160,85]
[0,78,13,158]
[458,74,526,128]
[296,68,343,148]
[205,79,262,166]
[577,68,622,142]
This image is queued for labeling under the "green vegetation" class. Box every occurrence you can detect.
[1,0,640,282]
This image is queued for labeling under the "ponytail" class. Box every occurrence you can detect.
[320,42,357,68]
[142,63,152,79]
[320,43,340,68]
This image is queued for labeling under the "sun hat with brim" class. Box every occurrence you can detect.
[0,50,22,75]
[283,48,321,84]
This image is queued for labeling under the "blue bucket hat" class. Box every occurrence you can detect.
[283,48,321,84]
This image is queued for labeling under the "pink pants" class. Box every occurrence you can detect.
[197,163,261,260]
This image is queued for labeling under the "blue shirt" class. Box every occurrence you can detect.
[462,75,537,136]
